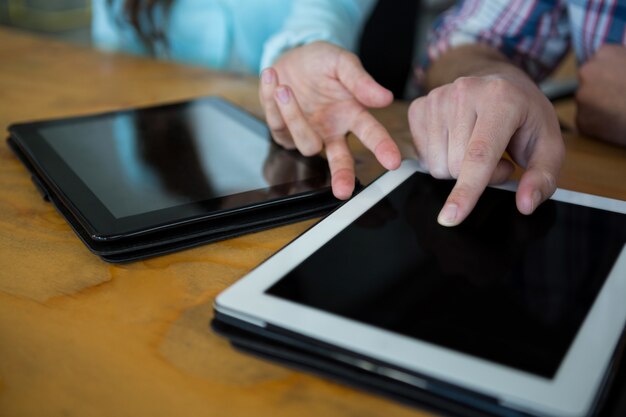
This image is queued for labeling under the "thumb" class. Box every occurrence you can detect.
[515,136,564,215]
[336,51,393,108]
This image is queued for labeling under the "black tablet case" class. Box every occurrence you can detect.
[7,134,343,263]
[211,312,626,417]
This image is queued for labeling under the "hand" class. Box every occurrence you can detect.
[259,41,401,200]
[576,44,626,146]
[408,71,565,227]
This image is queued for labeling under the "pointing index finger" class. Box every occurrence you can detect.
[437,109,519,227]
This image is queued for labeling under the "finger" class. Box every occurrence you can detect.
[260,68,295,149]
[448,106,476,178]
[424,90,451,179]
[448,100,515,184]
[350,109,401,170]
[408,98,429,169]
[274,85,324,156]
[325,136,356,200]
[516,130,564,215]
[336,51,393,108]
[438,110,518,227]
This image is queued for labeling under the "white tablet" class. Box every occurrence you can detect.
[215,159,626,417]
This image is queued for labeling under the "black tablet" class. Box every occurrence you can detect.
[215,160,626,417]
[7,96,340,262]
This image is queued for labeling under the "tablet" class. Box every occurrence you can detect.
[215,159,626,417]
[8,96,338,262]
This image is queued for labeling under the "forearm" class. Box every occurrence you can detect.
[424,44,535,91]
[575,45,626,147]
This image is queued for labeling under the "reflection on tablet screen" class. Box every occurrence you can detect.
[267,172,626,379]
[42,100,322,219]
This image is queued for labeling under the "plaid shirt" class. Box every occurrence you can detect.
[424,0,626,81]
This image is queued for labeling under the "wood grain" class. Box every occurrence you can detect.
[0,27,624,417]
[0,28,421,417]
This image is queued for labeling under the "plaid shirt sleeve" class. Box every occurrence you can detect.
[421,0,572,83]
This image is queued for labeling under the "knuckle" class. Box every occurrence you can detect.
[452,76,477,94]
[333,151,354,166]
[358,116,377,142]
[426,86,451,110]
[427,86,445,102]
[359,122,386,151]
[466,138,493,163]
[451,77,480,105]
[408,97,425,121]
[328,152,354,172]
[486,78,520,103]
[449,85,464,104]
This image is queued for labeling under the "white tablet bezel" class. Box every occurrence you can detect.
[215,159,626,417]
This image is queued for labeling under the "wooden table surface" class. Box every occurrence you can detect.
[0,28,625,417]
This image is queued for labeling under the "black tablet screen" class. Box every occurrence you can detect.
[39,98,324,220]
[267,172,626,378]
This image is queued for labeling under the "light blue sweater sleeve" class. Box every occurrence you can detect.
[260,0,376,72]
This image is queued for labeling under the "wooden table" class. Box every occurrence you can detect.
[1,28,625,417]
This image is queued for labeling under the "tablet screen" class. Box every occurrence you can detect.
[39,98,325,220]
[266,172,626,379]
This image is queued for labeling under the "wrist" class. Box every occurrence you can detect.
[260,32,342,73]
[425,44,536,92]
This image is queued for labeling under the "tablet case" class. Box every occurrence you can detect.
[211,312,626,417]
[7,133,345,263]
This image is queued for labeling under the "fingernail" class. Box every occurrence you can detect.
[437,203,458,227]
[382,150,400,170]
[261,69,274,84]
[374,143,401,170]
[276,86,290,104]
[332,183,352,200]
